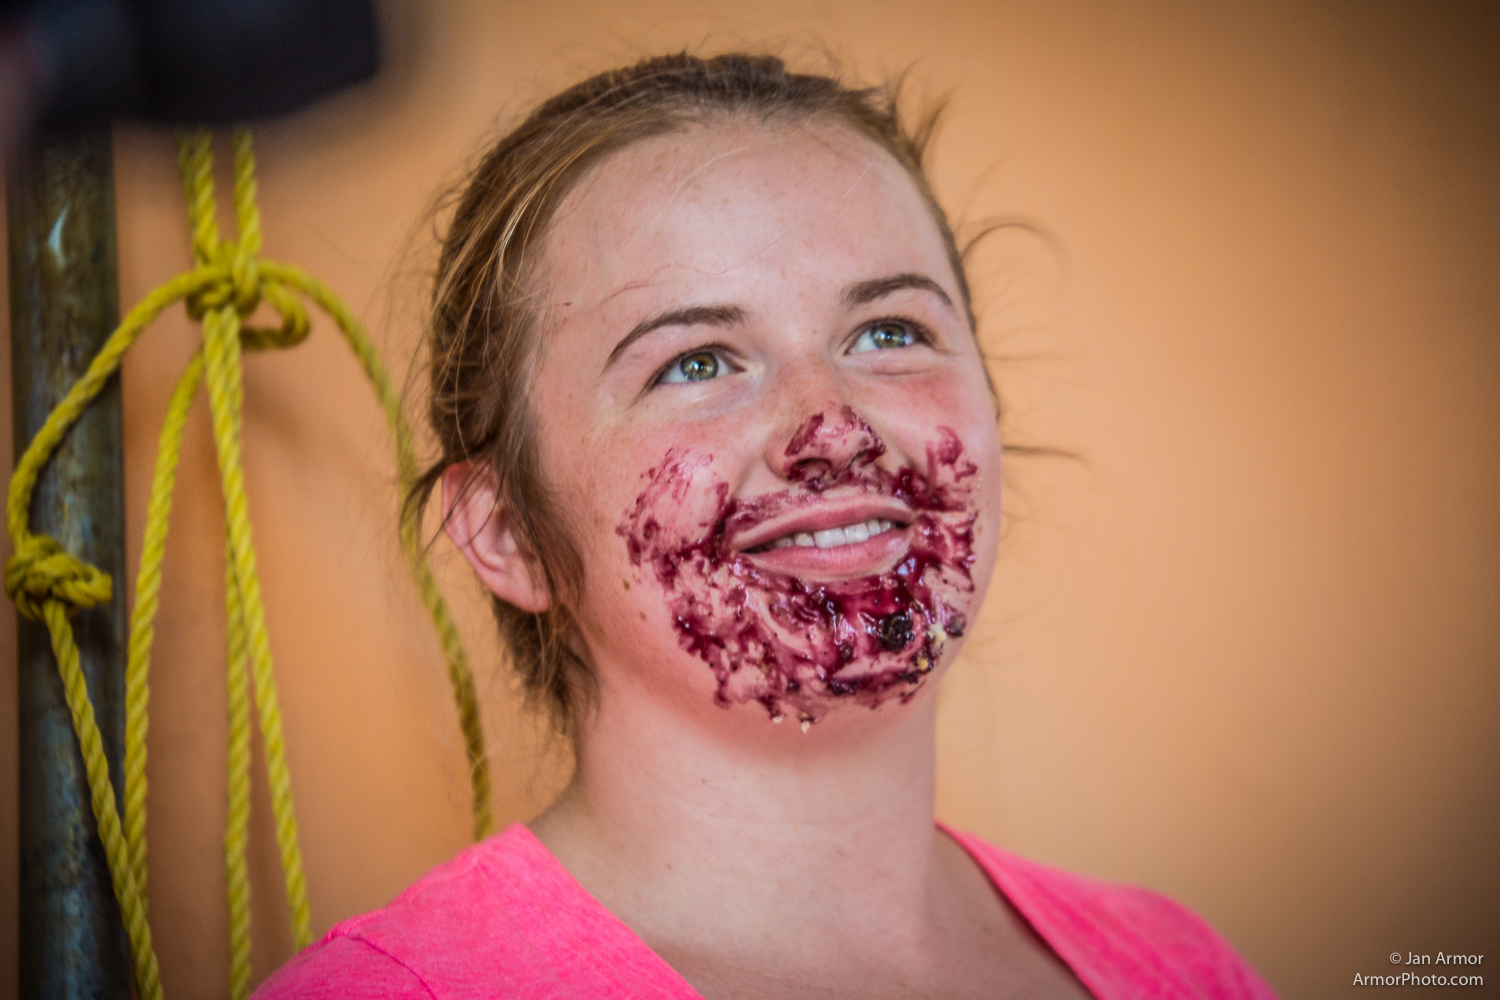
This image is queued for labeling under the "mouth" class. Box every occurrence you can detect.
[755,517,900,551]
[732,500,914,578]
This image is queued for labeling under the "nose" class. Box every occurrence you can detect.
[771,403,886,488]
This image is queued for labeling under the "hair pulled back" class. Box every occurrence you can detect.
[407,51,978,732]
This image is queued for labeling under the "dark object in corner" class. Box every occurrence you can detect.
[7,0,380,127]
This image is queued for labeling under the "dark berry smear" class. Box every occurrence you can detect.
[618,421,979,727]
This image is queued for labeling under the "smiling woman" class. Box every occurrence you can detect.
[255,52,1278,1000]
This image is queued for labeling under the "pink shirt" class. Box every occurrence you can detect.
[256,823,1277,999]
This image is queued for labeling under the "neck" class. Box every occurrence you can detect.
[530,676,944,953]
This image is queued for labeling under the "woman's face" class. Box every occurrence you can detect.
[529,120,1002,733]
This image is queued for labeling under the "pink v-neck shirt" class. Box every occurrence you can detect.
[255,823,1278,999]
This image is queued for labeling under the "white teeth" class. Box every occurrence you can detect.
[767,518,894,551]
[813,527,846,549]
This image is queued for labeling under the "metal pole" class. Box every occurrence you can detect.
[8,127,130,999]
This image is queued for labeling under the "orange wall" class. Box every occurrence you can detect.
[3,2,1497,997]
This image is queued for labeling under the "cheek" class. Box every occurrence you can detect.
[564,438,733,672]
[869,365,996,442]
[864,367,1004,542]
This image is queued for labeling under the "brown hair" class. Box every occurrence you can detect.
[406,51,985,732]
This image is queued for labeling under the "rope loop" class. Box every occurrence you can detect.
[240,281,311,352]
[185,242,262,321]
[4,534,112,621]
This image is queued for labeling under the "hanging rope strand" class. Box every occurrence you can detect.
[123,350,206,920]
[218,205,258,996]
[180,132,219,265]
[222,361,255,1000]
[4,128,493,998]
[272,263,494,839]
[225,545,255,1000]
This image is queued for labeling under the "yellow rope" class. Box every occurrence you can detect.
[4,129,493,1000]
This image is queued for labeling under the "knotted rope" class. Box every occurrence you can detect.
[5,130,493,1000]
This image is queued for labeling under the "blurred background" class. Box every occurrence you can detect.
[1,0,1497,997]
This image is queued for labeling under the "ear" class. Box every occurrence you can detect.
[441,461,551,613]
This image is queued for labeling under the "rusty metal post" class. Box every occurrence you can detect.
[7,127,130,999]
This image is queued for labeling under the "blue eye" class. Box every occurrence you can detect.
[851,321,916,353]
[659,350,722,384]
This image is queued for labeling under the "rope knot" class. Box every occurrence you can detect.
[186,242,262,320]
[4,534,113,621]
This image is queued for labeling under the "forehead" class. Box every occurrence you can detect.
[538,120,955,308]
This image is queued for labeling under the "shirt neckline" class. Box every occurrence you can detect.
[496,821,1096,1000]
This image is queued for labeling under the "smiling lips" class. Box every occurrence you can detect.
[733,500,914,577]
[765,518,898,550]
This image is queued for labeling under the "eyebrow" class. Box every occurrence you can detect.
[841,272,955,310]
[603,304,747,372]
[601,272,954,374]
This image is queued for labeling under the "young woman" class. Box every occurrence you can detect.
[258,52,1277,1000]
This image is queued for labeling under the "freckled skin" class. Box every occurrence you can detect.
[618,426,978,725]
[520,120,1003,736]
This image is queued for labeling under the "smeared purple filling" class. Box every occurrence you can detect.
[617,418,979,726]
